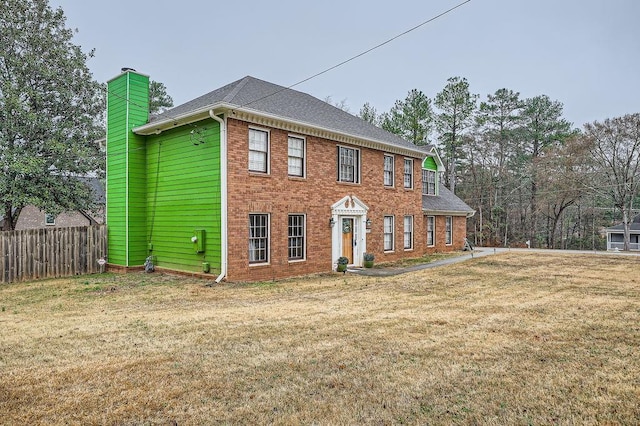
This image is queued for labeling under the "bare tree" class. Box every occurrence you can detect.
[585,113,640,250]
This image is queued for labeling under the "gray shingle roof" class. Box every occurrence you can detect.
[151,76,431,153]
[423,184,475,215]
[606,215,640,232]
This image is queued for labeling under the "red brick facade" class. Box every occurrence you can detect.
[225,118,468,282]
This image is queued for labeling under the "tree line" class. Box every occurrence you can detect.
[358,79,640,250]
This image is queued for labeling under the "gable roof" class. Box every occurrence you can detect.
[135,76,432,157]
[423,184,475,217]
[606,214,640,232]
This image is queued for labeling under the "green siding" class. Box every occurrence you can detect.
[146,121,222,274]
[106,71,149,266]
[423,156,437,171]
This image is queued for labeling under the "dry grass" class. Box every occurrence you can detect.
[1,252,639,425]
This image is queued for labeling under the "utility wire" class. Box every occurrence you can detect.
[239,0,472,109]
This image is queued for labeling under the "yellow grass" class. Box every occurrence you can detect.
[1,252,639,425]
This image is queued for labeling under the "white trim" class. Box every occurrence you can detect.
[133,103,430,158]
[403,158,414,189]
[337,145,361,184]
[248,126,270,174]
[383,153,395,187]
[331,195,369,267]
[209,111,227,283]
[287,134,306,178]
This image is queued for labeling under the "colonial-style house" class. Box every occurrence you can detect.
[106,69,474,282]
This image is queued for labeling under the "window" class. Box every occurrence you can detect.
[403,158,413,188]
[249,214,269,264]
[404,216,413,250]
[45,213,55,226]
[383,216,394,251]
[427,216,435,246]
[337,146,360,183]
[445,216,453,245]
[288,136,305,177]
[288,214,305,260]
[249,128,269,173]
[383,154,394,187]
[422,170,436,195]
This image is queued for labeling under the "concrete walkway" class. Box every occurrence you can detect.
[347,247,640,277]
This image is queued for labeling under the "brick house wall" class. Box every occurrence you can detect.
[14,205,104,230]
[225,118,463,282]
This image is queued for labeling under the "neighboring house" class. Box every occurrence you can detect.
[605,215,640,251]
[106,70,474,282]
[0,178,105,230]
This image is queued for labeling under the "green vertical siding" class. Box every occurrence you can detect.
[106,71,149,266]
[146,121,222,274]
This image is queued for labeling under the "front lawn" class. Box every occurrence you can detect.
[1,252,638,424]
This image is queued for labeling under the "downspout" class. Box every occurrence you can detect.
[209,110,227,283]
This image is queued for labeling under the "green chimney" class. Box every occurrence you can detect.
[106,69,149,267]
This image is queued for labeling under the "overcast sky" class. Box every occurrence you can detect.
[50,0,638,128]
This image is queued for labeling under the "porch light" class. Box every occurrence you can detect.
[366,218,372,227]
[329,217,336,227]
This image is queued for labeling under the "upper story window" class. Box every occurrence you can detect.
[288,136,305,177]
[403,158,413,189]
[337,146,360,184]
[383,154,394,187]
[249,128,269,173]
[422,169,436,195]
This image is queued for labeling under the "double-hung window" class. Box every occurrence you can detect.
[45,213,55,226]
[288,136,305,177]
[288,214,305,260]
[337,146,360,183]
[422,170,436,195]
[249,214,269,264]
[404,216,413,250]
[445,216,453,245]
[427,216,435,246]
[403,158,413,189]
[249,128,269,173]
[383,154,394,187]
[383,216,394,251]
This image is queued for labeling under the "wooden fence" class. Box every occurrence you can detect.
[0,225,107,284]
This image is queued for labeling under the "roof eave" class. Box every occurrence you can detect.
[423,209,476,218]
[133,104,430,158]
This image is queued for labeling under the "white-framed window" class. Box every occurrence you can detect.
[422,169,436,195]
[427,216,435,246]
[337,146,360,183]
[288,135,305,177]
[383,154,394,187]
[249,128,269,173]
[404,216,413,250]
[403,158,413,189]
[249,214,269,264]
[45,213,55,226]
[445,216,453,245]
[288,214,305,261]
[383,216,394,252]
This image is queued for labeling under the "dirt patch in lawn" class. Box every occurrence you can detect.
[1,252,638,424]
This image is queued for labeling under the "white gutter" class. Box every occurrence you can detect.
[209,110,227,283]
[133,103,429,158]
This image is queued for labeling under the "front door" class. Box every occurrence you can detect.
[341,218,354,263]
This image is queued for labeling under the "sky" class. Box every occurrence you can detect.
[49,0,639,129]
